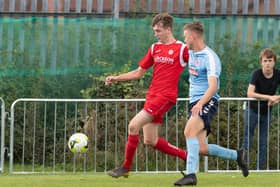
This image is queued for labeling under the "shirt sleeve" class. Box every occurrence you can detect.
[183,45,189,63]
[138,47,154,70]
[278,69,280,84]
[206,54,221,77]
[250,70,258,85]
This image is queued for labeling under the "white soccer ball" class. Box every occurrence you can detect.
[68,133,88,153]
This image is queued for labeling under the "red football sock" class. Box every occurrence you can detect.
[154,137,187,161]
[122,134,140,170]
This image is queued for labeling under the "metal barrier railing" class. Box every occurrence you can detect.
[8,98,280,174]
[0,98,5,173]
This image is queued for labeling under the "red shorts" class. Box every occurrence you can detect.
[144,95,175,124]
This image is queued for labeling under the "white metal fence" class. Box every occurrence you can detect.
[0,98,5,173]
[7,98,280,174]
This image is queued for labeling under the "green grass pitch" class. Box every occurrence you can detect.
[0,172,280,187]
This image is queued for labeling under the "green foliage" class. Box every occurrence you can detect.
[80,61,149,99]
[213,32,280,97]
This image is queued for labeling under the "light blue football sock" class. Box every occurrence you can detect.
[208,144,237,160]
[186,138,199,174]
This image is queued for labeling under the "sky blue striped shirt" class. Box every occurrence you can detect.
[188,46,221,103]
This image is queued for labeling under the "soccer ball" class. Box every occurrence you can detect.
[68,133,88,153]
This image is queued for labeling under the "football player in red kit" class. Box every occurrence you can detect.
[105,13,189,178]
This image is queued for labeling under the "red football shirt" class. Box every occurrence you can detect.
[139,41,189,103]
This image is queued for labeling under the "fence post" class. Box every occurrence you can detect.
[167,0,173,13]
[54,0,59,13]
[210,0,216,14]
[264,0,270,14]
[200,0,206,14]
[221,0,227,14]
[64,0,70,13]
[76,0,81,13]
[0,98,5,173]
[97,0,103,14]
[147,0,152,12]
[7,22,14,64]
[42,0,48,12]
[242,0,248,15]
[204,138,208,172]
[113,0,119,18]
[86,0,93,13]
[20,0,26,12]
[9,101,15,173]
[0,18,2,64]
[0,0,4,12]
[232,0,238,14]
[157,0,163,12]
[178,0,184,13]
[253,0,259,14]
[31,0,37,12]
[124,0,129,12]
[9,0,15,12]
[275,0,280,14]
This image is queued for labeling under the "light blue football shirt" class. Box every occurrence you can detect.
[188,46,221,103]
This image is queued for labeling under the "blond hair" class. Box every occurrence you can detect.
[183,21,204,36]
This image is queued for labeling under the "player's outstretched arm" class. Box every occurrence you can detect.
[105,66,146,85]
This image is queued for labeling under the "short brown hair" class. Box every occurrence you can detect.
[152,13,173,29]
[183,21,204,36]
[259,48,277,62]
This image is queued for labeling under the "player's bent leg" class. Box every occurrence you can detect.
[237,149,249,177]
[206,144,249,177]
[208,144,237,160]
[143,124,187,161]
[143,122,159,146]
[107,134,139,178]
[128,110,153,134]
[108,110,153,178]
[154,137,187,161]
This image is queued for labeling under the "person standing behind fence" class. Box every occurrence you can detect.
[174,21,249,186]
[242,48,280,170]
[104,13,189,178]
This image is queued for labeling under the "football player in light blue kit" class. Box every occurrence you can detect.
[174,21,249,186]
